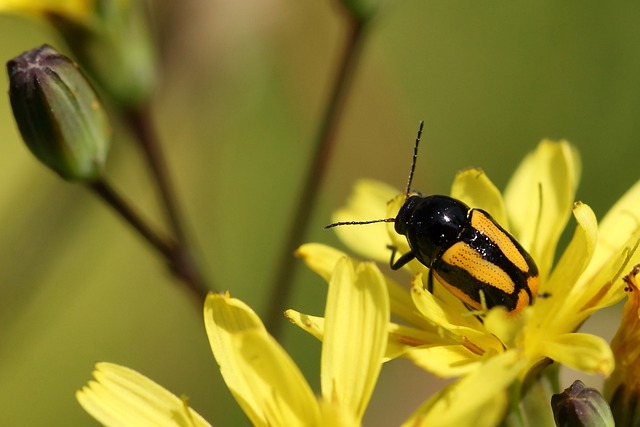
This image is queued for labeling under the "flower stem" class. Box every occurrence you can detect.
[122,105,211,300]
[264,10,368,335]
[89,179,174,260]
[125,105,188,245]
[89,179,209,302]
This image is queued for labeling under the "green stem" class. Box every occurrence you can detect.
[501,363,559,427]
[264,11,368,335]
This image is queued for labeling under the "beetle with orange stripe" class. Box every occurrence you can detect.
[326,121,540,314]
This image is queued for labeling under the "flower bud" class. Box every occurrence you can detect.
[7,45,111,182]
[551,380,614,427]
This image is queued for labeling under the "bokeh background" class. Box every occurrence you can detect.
[1,1,639,425]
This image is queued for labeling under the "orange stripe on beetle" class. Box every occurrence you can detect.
[469,210,531,273]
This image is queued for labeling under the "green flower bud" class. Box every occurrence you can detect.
[551,380,614,427]
[7,45,111,182]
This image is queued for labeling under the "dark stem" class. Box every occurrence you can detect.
[124,105,211,300]
[89,179,209,302]
[125,106,188,244]
[89,179,175,262]
[264,13,367,335]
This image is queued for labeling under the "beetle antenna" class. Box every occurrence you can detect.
[405,120,424,199]
[324,218,395,229]
[325,122,423,230]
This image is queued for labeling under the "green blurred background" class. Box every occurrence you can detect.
[0,1,639,425]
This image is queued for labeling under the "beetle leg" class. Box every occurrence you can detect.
[387,245,416,270]
[386,245,398,269]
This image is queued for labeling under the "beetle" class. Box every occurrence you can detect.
[326,121,540,313]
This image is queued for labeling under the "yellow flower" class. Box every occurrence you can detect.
[77,256,390,426]
[291,140,640,425]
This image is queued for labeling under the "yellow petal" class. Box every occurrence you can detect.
[321,257,389,421]
[572,182,640,315]
[387,322,453,360]
[230,330,321,427]
[484,306,529,348]
[532,202,597,332]
[332,179,400,262]
[581,228,640,312]
[404,345,485,378]
[403,350,524,427]
[504,140,580,279]
[410,274,503,354]
[582,180,640,284]
[203,293,270,426]
[386,273,433,328]
[318,399,359,427]
[296,243,346,281]
[539,333,614,375]
[451,168,508,227]
[284,309,324,342]
[76,363,211,427]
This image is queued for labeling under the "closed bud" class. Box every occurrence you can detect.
[7,45,110,182]
[552,380,614,427]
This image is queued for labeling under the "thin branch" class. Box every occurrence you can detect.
[264,13,368,335]
[89,179,175,262]
[124,105,212,300]
[125,106,188,244]
[89,179,209,302]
